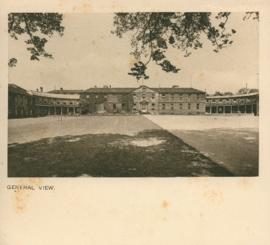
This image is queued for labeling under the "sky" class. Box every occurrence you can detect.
[8,13,259,94]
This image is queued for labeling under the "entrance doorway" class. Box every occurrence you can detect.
[140,101,148,114]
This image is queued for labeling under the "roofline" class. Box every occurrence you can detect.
[206,92,259,99]
[28,90,80,99]
[47,89,84,93]
[83,87,205,94]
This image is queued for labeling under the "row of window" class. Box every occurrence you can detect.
[161,103,200,110]
[132,103,201,110]
[133,94,203,99]
[85,94,204,100]
[37,99,79,105]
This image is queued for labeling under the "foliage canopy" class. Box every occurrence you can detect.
[112,12,258,80]
[8,13,64,67]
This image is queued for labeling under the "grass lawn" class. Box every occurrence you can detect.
[8,129,233,177]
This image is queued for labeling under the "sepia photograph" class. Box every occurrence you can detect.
[8,12,259,177]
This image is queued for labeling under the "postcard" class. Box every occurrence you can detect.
[1,1,270,245]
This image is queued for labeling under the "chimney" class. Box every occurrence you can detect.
[60,87,63,91]
[36,88,39,92]
[40,87,43,92]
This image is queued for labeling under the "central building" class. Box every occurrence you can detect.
[80,85,206,115]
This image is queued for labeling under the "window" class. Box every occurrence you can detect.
[179,103,183,109]
[113,104,116,109]
[70,102,73,105]
[152,103,155,106]
[196,103,199,109]
[162,104,165,110]
[188,103,191,110]
[162,94,165,97]
[171,103,174,110]
[152,94,155,99]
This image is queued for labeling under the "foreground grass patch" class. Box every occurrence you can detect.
[8,129,233,177]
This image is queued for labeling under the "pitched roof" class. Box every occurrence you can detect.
[8,83,28,95]
[28,90,80,99]
[47,89,84,94]
[155,87,205,94]
[206,92,259,99]
[84,87,136,93]
[84,86,205,94]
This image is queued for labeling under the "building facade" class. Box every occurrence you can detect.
[80,87,134,114]
[29,91,81,116]
[8,83,259,118]
[206,92,259,115]
[8,84,34,118]
[81,85,206,115]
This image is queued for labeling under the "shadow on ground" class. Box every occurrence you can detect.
[8,129,233,177]
[171,129,258,176]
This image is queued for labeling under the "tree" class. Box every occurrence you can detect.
[214,91,224,96]
[8,13,64,67]
[223,91,234,95]
[237,87,249,94]
[249,88,259,93]
[112,12,258,81]
[237,88,258,94]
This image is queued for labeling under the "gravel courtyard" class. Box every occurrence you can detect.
[8,115,161,144]
[145,115,259,176]
[8,115,234,177]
